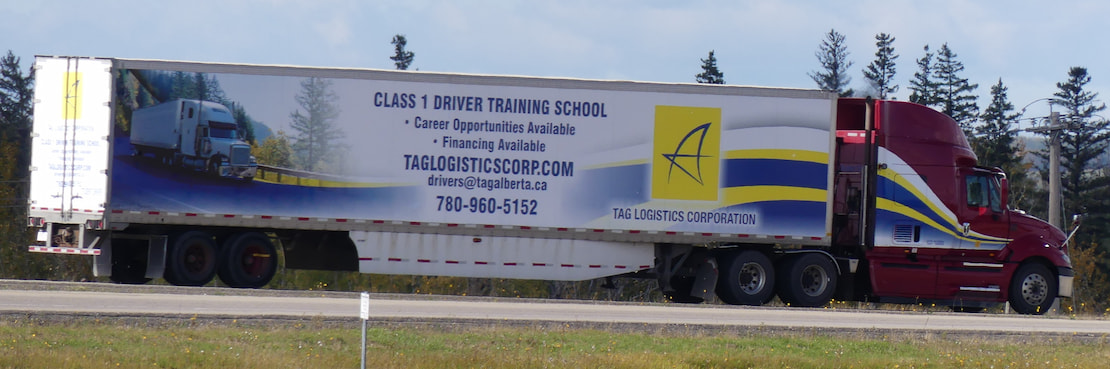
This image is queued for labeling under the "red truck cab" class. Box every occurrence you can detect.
[834,98,1073,314]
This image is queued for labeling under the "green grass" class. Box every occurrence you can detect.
[1,317,1108,368]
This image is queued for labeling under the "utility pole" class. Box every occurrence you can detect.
[1048,112,1063,230]
[1026,111,1065,230]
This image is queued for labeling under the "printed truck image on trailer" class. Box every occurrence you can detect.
[26,56,1072,315]
[130,99,257,179]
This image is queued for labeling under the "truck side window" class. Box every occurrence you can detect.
[966,175,1001,213]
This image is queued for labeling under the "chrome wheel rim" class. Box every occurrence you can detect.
[738,262,766,294]
[800,264,829,297]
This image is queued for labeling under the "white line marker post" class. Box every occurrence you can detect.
[360,292,369,369]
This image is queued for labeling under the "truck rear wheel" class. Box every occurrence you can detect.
[164,231,218,286]
[218,232,278,288]
[1009,263,1056,315]
[776,253,837,307]
[716,250,775,306]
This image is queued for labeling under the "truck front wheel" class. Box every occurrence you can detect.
[218,232,278,288]
[1009,263,1056,315]
[776,253,837,307]
[716,250,775,306]
[164,231,218,286]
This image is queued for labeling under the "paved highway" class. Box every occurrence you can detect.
[1,282,1108,335]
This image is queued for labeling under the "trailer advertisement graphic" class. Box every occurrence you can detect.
[651,106,720,201]
[105,65,834,239]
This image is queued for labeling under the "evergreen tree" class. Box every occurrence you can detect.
[170,71,195,102]
[229,101,256,144]
[289,77,343,172]
[0,51,55,280]
[0,51,33,140]
[808,29,854,97]
[0,50,33,208]
[908,45,939,106]
[695,50,725,84]
[975,79,1034,210]
[390,34,415,70]
[862,33,898,99]
[932,44,979,135]
[1049,67,1110,245]
[170,72,228,105]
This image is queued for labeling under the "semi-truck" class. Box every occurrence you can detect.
[26,56,1072,314]
[130,99,257,180]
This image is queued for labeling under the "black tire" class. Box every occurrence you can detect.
[776,253,837,307]
[1009,263,1056,315]
[716,250,775,306]
[109,239,152,285]
[218,232,278,288]
[164,231,218,286]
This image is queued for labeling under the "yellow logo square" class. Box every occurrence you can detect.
[62,72,82,120]
[651,106,721,201]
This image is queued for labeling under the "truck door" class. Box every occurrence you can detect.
[864,169,940,300]
[935,169,1010,300]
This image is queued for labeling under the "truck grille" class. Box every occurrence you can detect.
[230,145,252,165]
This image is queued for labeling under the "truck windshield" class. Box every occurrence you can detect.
[208,122,238,139]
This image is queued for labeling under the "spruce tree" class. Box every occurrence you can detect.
[695,50,725,84]
[390,34,415,70]
[1050,67,1110,243]
[976,79,1034,210]
[0,51,33,137]
[908,45,939,106]
[932,44,979,135]
[862,33,898,99]
[0,51,50,280]
[808,29,853,97]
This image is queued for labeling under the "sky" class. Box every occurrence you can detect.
[3,0,1108,127]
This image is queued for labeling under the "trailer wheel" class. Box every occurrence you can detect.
[218,232,278,288]
[776,253,837,307]
[164,231,218,286]
[1009,263,1056,315]
[716,250,775,306]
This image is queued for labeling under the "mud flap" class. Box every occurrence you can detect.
[691,257,719,301]
[93,239,112,277]
[144,235,167,279]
